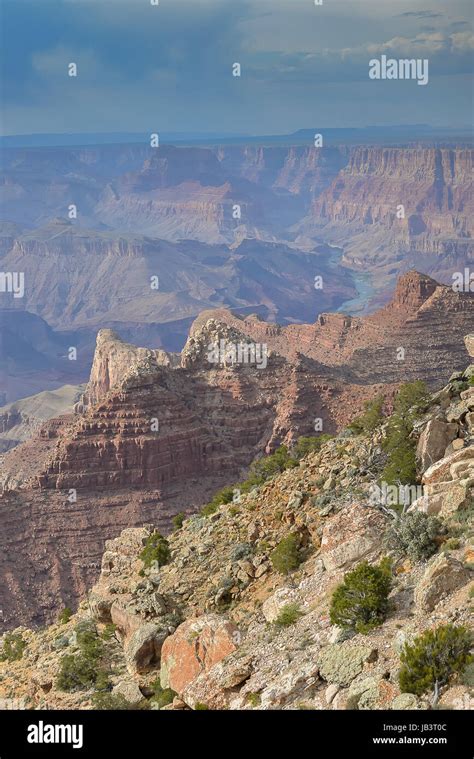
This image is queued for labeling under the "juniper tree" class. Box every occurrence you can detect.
[399,624,473,704]
[330,559,392,634]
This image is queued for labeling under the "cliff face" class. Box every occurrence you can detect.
[0,272,473,630]
[303,147,473,282]
[3,143,471,270]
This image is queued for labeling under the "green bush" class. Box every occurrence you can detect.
[274,603,303,628]
[461,661,474,688]
[247,692,261,707]
[139,532,171,569]
[92,692,134,710]
[330,559,392,634]
[58,607,73,625]
[248,445,298,485]
[172,512,185,530]
[270,534,303,575]
[384,512,442,562]
[349,395,384,434]
[0,632,27,662]
[57,623,109,692]
[195,702,209,710]
[381,381,429,486]
[292,435,333,460]
[399,624,473,697]
[150,680,176,709]
[201,486,235,516]
[100,623,117,641]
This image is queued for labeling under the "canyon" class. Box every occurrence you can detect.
[1,141,472,402]
[0,270,473,631]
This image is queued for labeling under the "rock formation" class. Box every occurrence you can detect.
[0,272,472,630]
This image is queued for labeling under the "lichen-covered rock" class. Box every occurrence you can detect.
[112,679,144,706]
[318,643,378,687]
[320,503,387,571]
[414,553,471,611]
[391,693,420,710]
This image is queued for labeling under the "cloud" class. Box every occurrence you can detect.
[1,0,472,134]
[398,11,444,19]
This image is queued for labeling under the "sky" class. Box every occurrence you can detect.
[1,0,473,136]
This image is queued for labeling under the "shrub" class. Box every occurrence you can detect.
[58,607,73,625]
[150,680,176,709]
[274,603,303,628]
[57,652,103,692]
[399,624,473,698]
[194,702,209,710]
[100,623,117,641]
[230,542,252,562]
[330,559,392,634]
[201,486,235,516]
[384,512,442,562]
[172,512,185,530]
[442,537,461,552]
[57,624,109,692]
[461,661,474,688]
[248,445,298,486]
[0,632,27,662]
[247,692,261,707]
[349,395,384,434]
[92,692,133,710]
[139,532,171,569]
[270,534,303,575]
[381,381,429,486]
[292,435,333,460]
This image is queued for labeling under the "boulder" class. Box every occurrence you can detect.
[182,652,254,710]
[391,693,420,710]
[124,622,168,674]
[416,420,457,471]
[423,447,474,485]
[464,334,474,358]
[160,614,239,694]
[320,503,387,571]
[346,676,398,710]
[112,680,144,706]
[318,643,377,687]
[262,587,299,623]
[414,554,471,612]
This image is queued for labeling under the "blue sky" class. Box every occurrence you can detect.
[1,0,472,135]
